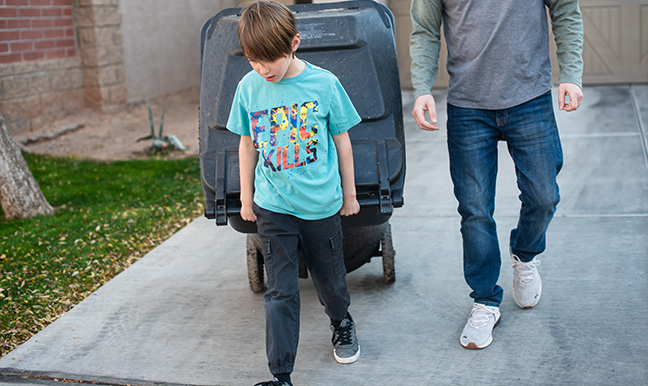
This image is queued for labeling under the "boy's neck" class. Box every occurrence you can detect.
[284,57,306,79]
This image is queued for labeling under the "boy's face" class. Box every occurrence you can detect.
[248,55,294,83]
[247,34,301,83]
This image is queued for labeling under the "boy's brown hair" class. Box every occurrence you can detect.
[238,0,298,62]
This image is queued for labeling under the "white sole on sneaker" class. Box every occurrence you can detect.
[333,345,360,364]
[462,338,492,350]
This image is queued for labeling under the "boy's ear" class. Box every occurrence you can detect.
[291,33,301,53]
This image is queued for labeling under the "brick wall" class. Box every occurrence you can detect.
[0,0,76,64]
[0,0,127,135]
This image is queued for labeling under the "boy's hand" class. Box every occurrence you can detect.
[238,136,258,223]
[340,195,360,216]
[240,203,257,222]
[332,131,360,217]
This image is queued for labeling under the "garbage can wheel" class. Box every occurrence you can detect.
[246,234,265,293]
[381,223,395,284]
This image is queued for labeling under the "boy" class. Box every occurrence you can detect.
[226,2,362,385]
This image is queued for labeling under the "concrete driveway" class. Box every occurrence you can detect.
[1,85,647,386]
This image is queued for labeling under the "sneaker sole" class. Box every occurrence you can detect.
[512,280,542,309]
[334,345,360,364]
[460,316,501,350]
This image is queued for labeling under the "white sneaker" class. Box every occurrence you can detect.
[460,303,501,349]
[511,254,542,309]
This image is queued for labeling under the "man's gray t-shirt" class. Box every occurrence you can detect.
[443,1,552,109]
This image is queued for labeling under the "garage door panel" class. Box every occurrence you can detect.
[642,5,648,67]
[582,6,621,60]
[583,38,615,76]
[580,6,621,79]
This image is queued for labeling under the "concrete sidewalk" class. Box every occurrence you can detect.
[1,85,647,386]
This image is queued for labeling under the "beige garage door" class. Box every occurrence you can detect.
[574,0,648,84]
[392,0,648,89]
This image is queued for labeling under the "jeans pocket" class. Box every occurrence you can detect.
[329,228,345,275]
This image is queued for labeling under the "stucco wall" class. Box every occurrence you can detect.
[119,0,239,103]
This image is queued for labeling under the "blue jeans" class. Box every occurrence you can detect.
[446,91,563,306]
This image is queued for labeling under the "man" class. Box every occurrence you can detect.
[410,0,584,349]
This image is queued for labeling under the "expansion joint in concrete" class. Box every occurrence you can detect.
[0,368,218,386]
[629,84,648,169]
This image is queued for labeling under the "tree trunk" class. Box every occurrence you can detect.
[0,113,54,219]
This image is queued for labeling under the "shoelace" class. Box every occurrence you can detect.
[468,304,496,329]
[333,320,354,346]
[512,256,540,285]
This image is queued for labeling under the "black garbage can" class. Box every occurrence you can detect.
[199,0,405,292]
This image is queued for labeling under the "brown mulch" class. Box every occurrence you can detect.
[14,87,200,161]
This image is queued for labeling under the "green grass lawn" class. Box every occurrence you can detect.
[0,153,205,357]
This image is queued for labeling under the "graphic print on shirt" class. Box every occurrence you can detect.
[250,101,319,172]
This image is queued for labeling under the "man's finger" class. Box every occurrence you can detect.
[412,109,437,130]
[413,110,431,129]
[558,89,567,110]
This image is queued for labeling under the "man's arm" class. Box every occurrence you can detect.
[332,131,360,216]
[410,0,443,130]
[410,0,443,99]
[546,0,585,111]
[239,135,258,222]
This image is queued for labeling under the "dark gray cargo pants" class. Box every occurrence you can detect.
[254,203,351,375]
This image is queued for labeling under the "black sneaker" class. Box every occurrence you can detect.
[253,379,291,386]
[330,313,360,364]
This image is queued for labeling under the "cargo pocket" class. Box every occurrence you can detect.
[262,237,274,287]
[330,228,345,275]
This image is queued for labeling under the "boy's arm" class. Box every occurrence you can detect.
[332,131,360,216]
[239,136,258,222]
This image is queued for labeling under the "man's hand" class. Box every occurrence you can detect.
[558,83,584,112]
[412,94,440,131]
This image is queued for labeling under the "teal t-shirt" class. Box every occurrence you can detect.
[227,61,361,220]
